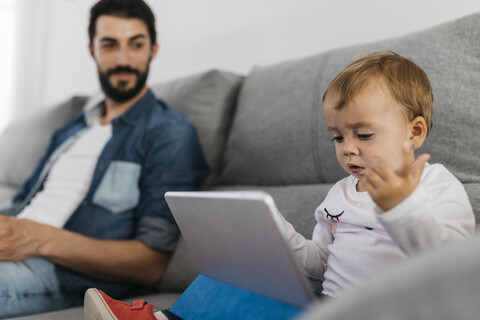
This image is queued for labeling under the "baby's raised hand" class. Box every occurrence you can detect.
[360,142,430,211]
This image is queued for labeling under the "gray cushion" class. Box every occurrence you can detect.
[219,54,341,185]
[151,70,244,188]
[465,183,480,225]
[0,97,86,192]
[157,236,199,293]
[0,184,17,208]
[220,12,480,186]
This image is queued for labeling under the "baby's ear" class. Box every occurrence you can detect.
[409,116,428,148]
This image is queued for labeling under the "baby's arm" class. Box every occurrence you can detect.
[275,211,329,279]
[361,143,474,254]
[375,165,475,255]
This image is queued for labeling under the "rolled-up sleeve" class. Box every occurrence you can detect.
[135,121,210,252]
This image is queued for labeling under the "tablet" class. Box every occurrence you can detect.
[165,190,314,308]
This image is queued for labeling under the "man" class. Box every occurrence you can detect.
[0,0,209,317]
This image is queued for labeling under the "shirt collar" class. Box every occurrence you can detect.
[82,89,155,127]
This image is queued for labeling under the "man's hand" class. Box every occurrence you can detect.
[360,143,430,211]
[0,215,52,261]
[0,215,169,284]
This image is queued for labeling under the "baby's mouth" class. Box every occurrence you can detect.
[348,164,364,174]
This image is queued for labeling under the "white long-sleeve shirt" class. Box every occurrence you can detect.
[278,163,475,297]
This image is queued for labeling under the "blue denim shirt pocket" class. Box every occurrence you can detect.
[92,161,141,214]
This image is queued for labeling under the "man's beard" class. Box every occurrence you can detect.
[98,66,149,103]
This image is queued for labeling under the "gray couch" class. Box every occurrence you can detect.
[5,11,479,320]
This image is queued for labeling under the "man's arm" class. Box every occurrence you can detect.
[0,214,169,285]
[0,107,208,286]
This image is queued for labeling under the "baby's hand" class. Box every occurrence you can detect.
[360,143,430,211]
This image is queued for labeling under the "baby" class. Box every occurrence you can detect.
[279,50,475,297]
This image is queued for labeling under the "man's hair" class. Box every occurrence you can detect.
[323,51,433,132]
[89,0,157,45]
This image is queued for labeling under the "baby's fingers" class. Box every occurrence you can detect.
[398,142,415,176]
[362,167,385,190]
[411,153,431,180]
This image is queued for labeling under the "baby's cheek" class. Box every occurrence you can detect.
[389,151,406,172]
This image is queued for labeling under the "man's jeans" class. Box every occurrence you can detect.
[0,258,83,318]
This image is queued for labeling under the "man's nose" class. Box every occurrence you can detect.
[115,47,130,66]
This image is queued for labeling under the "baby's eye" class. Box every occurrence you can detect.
[331,136,343,143]
[357,134,373,140]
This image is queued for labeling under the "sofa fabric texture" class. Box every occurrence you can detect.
[0,97,87,208]
[3,11,480,320]
[151,70,244,187]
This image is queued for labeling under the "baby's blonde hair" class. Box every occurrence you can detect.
[323,51,433,132]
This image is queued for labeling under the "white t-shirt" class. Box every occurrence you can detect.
[277,163,475,297]
[17,121,112,227]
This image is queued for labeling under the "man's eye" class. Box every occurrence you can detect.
[331,136,343,143]
[131,42,144,49]
[358,134,373,140]
[101,43,115,49]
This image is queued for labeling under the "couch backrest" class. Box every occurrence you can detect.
[219,12,480,189]
[151,70,244,187]
[0,97,87,192]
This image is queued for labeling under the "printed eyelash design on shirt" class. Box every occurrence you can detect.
[324,208,344,221]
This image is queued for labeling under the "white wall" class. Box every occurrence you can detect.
[0,0,15,132]
[11,0,480,117]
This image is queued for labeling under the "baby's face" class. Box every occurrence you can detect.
[323,79,414,192]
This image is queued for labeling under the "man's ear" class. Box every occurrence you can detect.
[409,116,428,148]
[88,43,95,59]
[150,42,159,60]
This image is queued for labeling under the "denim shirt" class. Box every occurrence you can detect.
[8,90,210,296]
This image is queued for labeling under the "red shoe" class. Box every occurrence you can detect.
[84,288,159,320]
